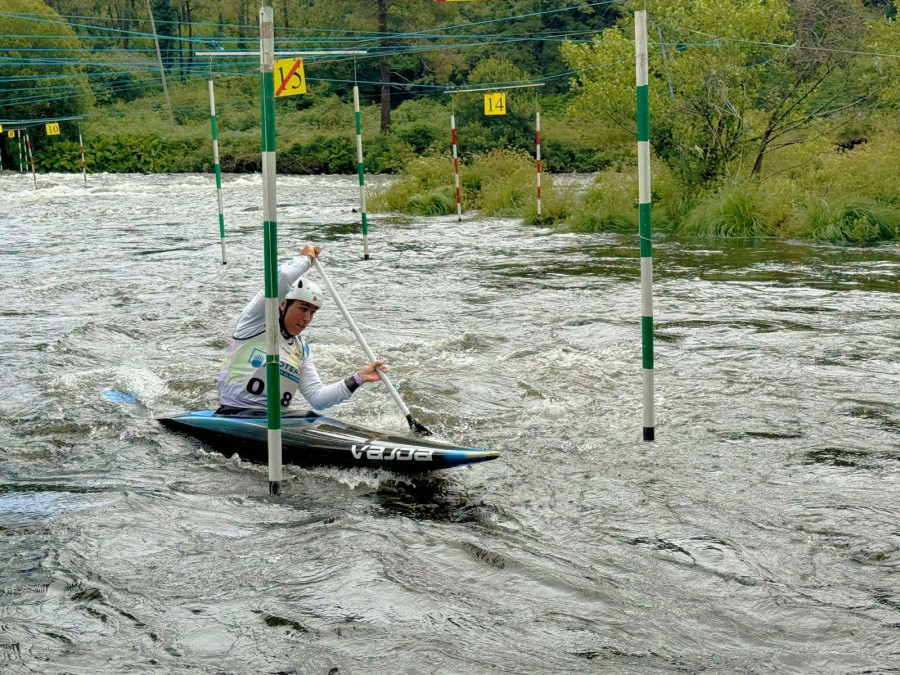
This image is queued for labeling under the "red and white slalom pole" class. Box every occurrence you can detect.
[25,131,36,187]
[79,130,87,184]
[535,110,542,220]
[451,113,462,222]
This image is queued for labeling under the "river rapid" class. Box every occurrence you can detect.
[0,171,898,674]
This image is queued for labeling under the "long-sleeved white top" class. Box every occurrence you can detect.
[216,255,352,411]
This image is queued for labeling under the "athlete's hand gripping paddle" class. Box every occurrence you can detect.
[312,258,433,437]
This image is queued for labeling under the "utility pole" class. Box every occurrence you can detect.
[379,0,391,131]
[146,0,175,125]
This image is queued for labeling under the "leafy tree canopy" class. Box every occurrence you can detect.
[0,0,92,121]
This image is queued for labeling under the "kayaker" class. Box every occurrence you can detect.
[215,243,384,415]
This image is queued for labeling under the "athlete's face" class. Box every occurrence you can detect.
[281,300,318,335]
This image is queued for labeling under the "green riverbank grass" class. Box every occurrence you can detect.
[369,155,456,216]
[371,148,559,219]
[676,182,784,238]
[557,134,900,243]
[564,171,638,234]
[469,149,545,216]
[804,198,900,243]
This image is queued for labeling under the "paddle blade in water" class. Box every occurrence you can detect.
[406,414,433,437]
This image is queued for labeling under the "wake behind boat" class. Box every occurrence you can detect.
[158,411,500,472]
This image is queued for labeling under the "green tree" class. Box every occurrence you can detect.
[561,0,875,183]
[745,0,871,175]
[452,0,621,93]
[859,4,900,108]
[455,57,535,155]
[293,0,455,130]
[0,0,92,122]
[150,0,178,71]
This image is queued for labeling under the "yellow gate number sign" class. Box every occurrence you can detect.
[274,58,307,97]
[0,124,3,132]
[46,123,61,136]
[7,130,14,139]
[484,92,506,116]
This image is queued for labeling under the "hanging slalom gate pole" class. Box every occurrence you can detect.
[353,83,370,260]
[635,10,655,442]
[259,6,282,495]
[18,130,24,173]
[25,131,36,188]
[208,74,227,265]
[535,110,542,220]
[79,129,87,185]
[451,109,462,222]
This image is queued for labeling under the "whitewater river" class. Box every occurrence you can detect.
[0,171,898,674]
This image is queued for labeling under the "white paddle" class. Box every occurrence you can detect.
[312,257,432,436]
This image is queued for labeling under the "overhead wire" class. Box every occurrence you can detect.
[6,0,897,119]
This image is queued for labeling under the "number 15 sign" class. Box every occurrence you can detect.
[274,58,307,97]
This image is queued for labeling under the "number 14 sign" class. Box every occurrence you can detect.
[484,92,506,116]
[274,58,307,97]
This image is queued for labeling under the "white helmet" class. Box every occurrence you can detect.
[285,277,324,308]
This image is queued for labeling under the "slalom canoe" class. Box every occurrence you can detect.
[158,411,499,472]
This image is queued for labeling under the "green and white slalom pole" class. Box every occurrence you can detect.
[635,10,655,442]
[259,6,282,495]
[25,131,36,188]
[451,110,461,221]
[353,84,370,260]
[17,129,24,173]
[79,128,87,184]
[208,74,227,264]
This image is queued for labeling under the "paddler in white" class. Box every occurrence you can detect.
[216,243,384,415]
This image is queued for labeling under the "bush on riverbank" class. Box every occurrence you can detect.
[370,148,562,219]
[368,155,455,215]
[563,172,638,234]
[668,133,900,243]
[7,77,616,175]
[553,129,900,243]
[14,69,900,244]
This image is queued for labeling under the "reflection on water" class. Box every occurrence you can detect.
[368,475,488,523]
[0,172,898,673]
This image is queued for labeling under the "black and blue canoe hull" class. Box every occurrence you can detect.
[158,411,500,472]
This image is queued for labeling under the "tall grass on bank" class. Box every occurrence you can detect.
[677,182,776,238]
[521,187,573,227]
[469,149,547,216]
[560,159,684,234]
[804,198,900,243]
[673,179,900,243]
[564,171,638,233]
[370,148,561,220]
[369,155,456,216]
[790,131,900,243]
